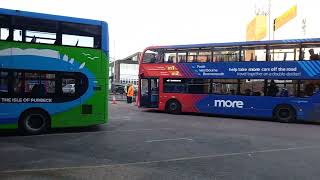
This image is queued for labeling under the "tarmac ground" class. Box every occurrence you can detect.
[1,101,320,180]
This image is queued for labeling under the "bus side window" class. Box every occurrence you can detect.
[164,53,177,63]
[299,50,305,60]
[198,51,211,62]
[211,79,238,95]
[62,34,94,48]
[41,73,56,95]
[302,44,320,61]
[0,71,9,94]
[13,72,23,94]
[25,72,53,97]
[187,52,197,63]
[300,80,320,97]
[143,50,159,63]
[60,22,101,48]
[242,46,266,62]
[178,52,187,63]
[213,47,240,62]
[164,79,186,93]
[269,44,300,61]
[13,29,23,42]
[240,79,264,96]
[0,28,10,40]
[0,15,11,41]
[26,31,56,44]
[62,78,76,95]
[187,79,210,94]
[265,80,297,97]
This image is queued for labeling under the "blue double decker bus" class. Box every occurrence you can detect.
[139,38,320,123]
[0,8,109,135]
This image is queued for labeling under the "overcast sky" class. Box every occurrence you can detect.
[2,0,317,60]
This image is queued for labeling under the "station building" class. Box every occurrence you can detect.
[109,52,140,90]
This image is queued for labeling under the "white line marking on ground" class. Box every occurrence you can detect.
[1,145,319,174]
[0,128,175,138]
[145,138,193,143]
[109,128,175,133]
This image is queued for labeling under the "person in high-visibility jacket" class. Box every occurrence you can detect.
[127,83,134,103]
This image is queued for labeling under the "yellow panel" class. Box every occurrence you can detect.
[246,16,267,41]
[255,16,267,40]
[246,18,256,41]
[274,5,297,31]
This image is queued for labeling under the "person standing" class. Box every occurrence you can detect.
[267,80,279,97]
[127,83,134,103]
[305,83,315,96]
[125,83,129,103]
[309,49,319,60]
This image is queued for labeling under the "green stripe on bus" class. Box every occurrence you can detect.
[0,124,18,129]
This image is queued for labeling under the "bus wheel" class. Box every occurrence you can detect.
[19,110,50,135]
[274,105,296,123]
[166,100,181,114]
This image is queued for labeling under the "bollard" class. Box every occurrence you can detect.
[134,96,138,106]
[112,93,117,104]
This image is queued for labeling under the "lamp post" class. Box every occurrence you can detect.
[302,18,307,37]
[268,0,271,41]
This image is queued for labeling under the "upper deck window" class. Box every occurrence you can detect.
[26,30,56,44]
[0,14,102,49]
[164,52,177,63]
[213,47,240,62]
[0,15,10,40]
[198,51,212,62]
[269,44,299,61]
[187,52,197,62]
[0,28,9,40]
[301,43,320,61]
[13,29,22,42]
[61,22,101,48]
[177,52,187,63]
[0,15,10,27]
[143,50,160,63]
[242,45,267,61]
[141,41,320,64]
[62,34,94,48]
[187,51,211,63]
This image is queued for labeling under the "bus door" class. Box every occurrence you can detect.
[140,78,159,108]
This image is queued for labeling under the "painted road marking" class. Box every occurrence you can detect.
[145,138,193,143]
[0,128,175,139]
[1,145,319,174]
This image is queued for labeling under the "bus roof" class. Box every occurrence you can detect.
[147,38,320,50]
[0,8,106,26]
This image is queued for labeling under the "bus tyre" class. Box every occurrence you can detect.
[166,100,181,114]
[19,110,50,135]
[274,105,296,123]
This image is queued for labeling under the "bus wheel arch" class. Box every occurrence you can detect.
[165,99,182,114]
[273,104,296,123]
[19,108,51,135]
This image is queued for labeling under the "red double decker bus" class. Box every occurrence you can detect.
[138,39,320,123]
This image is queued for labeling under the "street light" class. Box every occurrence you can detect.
[268,0,271,40]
